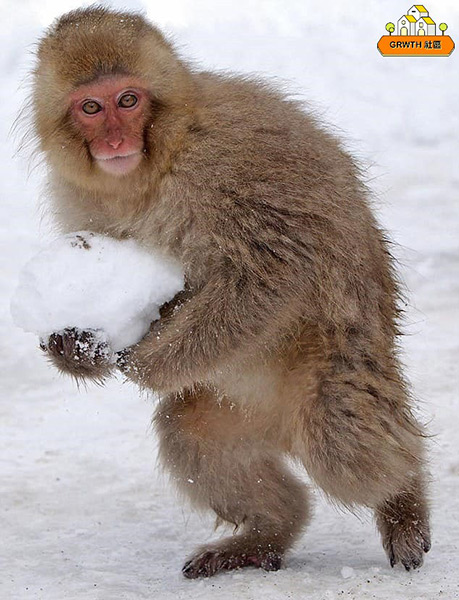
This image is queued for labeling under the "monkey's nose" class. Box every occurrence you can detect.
[107,138,123,150]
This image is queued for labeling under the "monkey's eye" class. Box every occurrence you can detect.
[82,101,102,115]
[118,93,138,108]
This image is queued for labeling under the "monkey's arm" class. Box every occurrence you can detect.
[118,251,310,393]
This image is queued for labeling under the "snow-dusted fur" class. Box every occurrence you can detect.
[33,7,430,578]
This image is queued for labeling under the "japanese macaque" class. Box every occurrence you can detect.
[32,7,431,578]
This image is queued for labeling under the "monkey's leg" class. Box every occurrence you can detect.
[297,369,430,570]
[154,386,310,579]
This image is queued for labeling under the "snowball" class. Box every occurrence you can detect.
[11,232,184,352]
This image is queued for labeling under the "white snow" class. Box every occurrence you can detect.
[341,566,356,580]
[11,232,184,353]
[1,1,458,600]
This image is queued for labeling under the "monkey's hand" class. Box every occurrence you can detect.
[115,289,193,390]
[41,328,115,382]
[116,346,135,374]
[115,335,155,383]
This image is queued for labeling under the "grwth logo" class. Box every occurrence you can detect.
[378,5,454,56]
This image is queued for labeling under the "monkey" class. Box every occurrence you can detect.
[31,7,431,579]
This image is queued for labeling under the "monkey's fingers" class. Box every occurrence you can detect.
[115,347,130,370]
[43,328,114,381]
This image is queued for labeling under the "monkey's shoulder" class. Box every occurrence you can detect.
[175,72,366,219]
[193,72,323,142]
[183,72,358,186]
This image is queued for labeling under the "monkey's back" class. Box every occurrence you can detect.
[173,72,400,349]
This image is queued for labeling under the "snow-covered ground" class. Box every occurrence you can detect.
[1,1,458,598]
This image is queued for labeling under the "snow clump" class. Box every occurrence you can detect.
[11,232,184,353]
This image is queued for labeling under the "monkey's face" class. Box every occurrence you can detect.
[69,76,150,177]
[33,8,193,191]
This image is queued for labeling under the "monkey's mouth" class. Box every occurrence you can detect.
[95,152,142,176]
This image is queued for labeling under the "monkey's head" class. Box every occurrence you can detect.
[33,7,194,189]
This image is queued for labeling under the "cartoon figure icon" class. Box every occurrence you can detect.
[379,5,454,56]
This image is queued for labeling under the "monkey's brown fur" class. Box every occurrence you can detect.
[33,7,431,578]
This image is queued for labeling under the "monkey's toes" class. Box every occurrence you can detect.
[387,526,431,571]
[182,548,282,579]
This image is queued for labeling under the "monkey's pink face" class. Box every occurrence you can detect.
[70,77,150,177]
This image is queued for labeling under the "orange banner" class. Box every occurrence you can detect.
[378,35,455,56]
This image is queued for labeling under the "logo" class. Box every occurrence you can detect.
[378,5,454,56]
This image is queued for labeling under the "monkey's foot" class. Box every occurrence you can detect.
[382,520,431,571]
[182,543,283,579]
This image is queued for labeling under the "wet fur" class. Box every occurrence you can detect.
[34,7,430,578]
